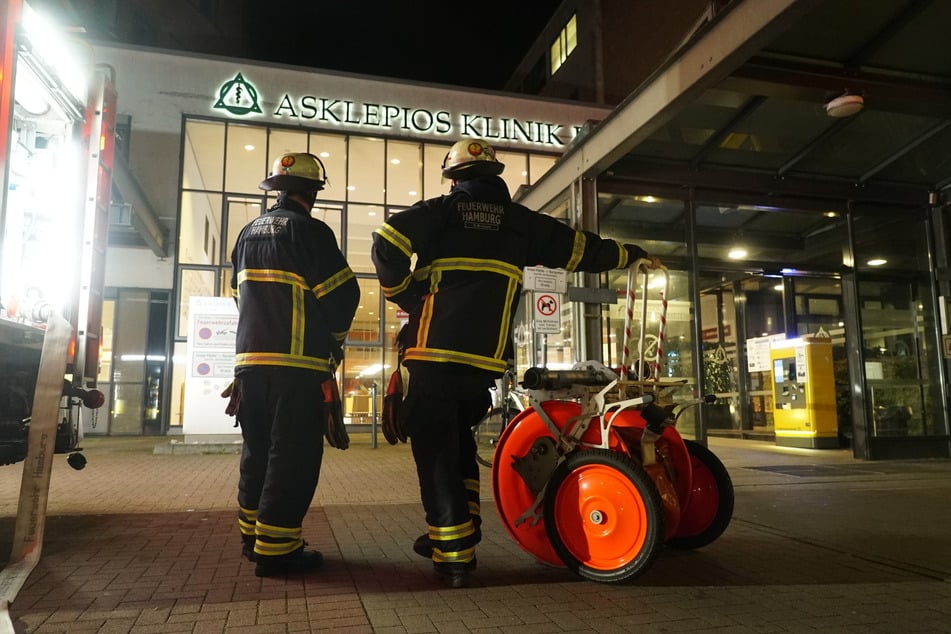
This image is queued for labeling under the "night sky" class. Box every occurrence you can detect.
[250,2,562,90]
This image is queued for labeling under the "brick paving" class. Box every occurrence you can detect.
[1,435,950,633]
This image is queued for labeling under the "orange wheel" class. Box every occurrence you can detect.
[544,449,665,583]
[668,439,734,549]
[492,402,630,566]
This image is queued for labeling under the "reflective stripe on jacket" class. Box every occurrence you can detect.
[231,199,359,374]
[371,176,645,376]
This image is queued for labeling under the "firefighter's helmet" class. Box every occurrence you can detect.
[441,139,505,180]
[259,152,328,192]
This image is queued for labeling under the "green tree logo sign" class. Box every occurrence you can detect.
[213,73,262,116]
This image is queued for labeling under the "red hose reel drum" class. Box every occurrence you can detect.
[492,400,693,566]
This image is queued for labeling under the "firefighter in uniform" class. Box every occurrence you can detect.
[230,152,359,577]
[370,139,660,587]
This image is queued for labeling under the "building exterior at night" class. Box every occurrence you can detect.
[4,0,949,461]
[84,41,612,439]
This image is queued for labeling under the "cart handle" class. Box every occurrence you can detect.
[620,259,669,382]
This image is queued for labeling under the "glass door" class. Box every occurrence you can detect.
[859,278,940,438]
[97,289,170,435]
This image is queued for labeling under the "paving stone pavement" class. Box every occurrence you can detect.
[1,434,950,633]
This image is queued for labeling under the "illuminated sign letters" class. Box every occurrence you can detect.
[213,72,579,148]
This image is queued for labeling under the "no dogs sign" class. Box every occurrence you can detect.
[534,292,561,334]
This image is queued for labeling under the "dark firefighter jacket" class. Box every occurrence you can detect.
[231,196,359,375]
[370,175,647,380]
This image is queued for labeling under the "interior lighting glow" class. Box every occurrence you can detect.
[22,5,89,104]
[346,185,356,191]
[773,284,783,291]
[408,190,417,196]
[727,248,747,260]
[319,152,330,158]
[390,158,400,164]
[867,258,887,266]
[357,363,390,377]
[13,65,50,115]
[244,144,255,151]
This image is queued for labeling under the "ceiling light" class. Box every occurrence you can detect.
[244,144,255,151]
[867,258,887,266]
[319,152,330,158]
[773,284,783,291]
[825,94,864,118]
[390,158,400,165]
[727,248,747,260]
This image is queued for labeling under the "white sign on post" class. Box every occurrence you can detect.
[534,292,561,334]
[523,266,567,293]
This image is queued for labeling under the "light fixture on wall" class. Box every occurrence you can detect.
[825,93,864,118]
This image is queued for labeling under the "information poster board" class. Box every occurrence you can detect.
[182,296,240,437]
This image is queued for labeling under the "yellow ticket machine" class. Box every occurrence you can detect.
[770,337,838,448]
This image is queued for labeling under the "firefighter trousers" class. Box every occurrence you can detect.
[406,387,489,565]
[235,367,327,558]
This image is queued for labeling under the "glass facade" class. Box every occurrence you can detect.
[112,116,944,459]
[587,185,948,455]
[171,118,558,429]
[80,115,946,461]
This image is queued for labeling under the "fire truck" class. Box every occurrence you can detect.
[0,1,113,468]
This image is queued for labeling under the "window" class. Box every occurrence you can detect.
[550,14,577,76]
[224,124,267,194]
[348,137,385,204]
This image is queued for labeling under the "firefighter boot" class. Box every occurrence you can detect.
[241,534,256,562]
[433,558,477,589]
[254,544,324,577]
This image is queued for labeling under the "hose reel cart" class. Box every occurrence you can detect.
[492,261,735,583]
